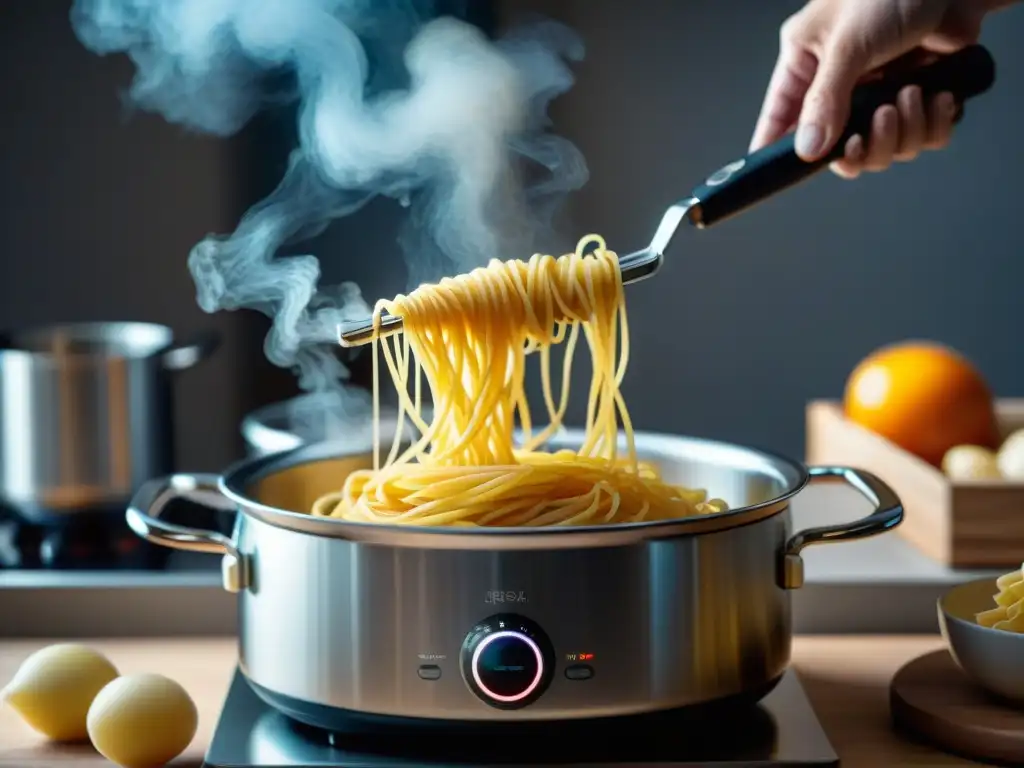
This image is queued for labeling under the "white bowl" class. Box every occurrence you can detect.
[939,576,1024,705]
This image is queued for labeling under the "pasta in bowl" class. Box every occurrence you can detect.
[940,574,1024,705]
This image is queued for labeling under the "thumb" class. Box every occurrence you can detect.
[795,41,868,161]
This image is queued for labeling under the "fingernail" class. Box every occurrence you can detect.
[938,91,956,115]
[795,123,825,159]
[846,134,864,162]
[900,85,921,110]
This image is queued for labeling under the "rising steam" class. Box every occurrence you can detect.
[70,0,588,410]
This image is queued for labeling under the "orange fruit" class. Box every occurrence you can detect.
[843,341,999,467]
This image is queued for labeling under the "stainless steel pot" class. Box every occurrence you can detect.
[126,431,902,729]
[0,322,219,522]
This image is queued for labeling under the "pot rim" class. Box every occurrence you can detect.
[217,429,810,547]
[0,321,175,357]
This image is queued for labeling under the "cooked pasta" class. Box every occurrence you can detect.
[313,234,726,526]
[977,564,1024,633]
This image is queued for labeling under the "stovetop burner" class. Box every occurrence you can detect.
[0,494,233,570]
[204,669,838,767]
[0,507,160,570]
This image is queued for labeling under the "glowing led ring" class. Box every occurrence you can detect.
[470,630,544,703]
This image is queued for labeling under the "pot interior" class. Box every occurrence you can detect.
[240,431,807,521]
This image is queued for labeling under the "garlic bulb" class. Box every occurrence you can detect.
[998,429,1024,480]
[942,445,1002,480]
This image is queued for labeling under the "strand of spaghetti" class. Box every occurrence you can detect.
[383,328,412,468]
[375,311,420,466]
[522,324,579,452]
[371,310,381,472]
[377,301,431,437]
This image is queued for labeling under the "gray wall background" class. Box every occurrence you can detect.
[520,0,1024,454]
[1,0,1021,469]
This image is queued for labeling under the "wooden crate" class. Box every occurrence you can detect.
[806,400,1024,569]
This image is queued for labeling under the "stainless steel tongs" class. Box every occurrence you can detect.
[339,45,995,347]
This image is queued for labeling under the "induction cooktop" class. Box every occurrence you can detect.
[203,668,839,767]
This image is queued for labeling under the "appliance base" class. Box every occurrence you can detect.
[205,667,839,766]
[245,672,785,734]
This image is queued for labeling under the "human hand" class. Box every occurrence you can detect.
[749,0,994,178]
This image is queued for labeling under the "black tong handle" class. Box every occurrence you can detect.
[689,44,996,228]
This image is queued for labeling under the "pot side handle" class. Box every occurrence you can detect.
[162,330,221,371]
[779,466,904,590]
[126,473,249,593]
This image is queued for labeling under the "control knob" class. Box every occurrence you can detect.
[460,614,554,709]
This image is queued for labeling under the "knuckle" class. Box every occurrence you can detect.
[803,90,840,123]
[779,15,804,46]
[826,35,860,61]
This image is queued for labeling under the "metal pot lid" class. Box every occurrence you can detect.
[217,429,810,549]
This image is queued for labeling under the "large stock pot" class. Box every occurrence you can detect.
[0,322,219,522]
[126,430,902,731]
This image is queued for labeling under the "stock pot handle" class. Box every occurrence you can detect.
[779,466,904,590]
[162,330,221,371]
[126,473,249,593]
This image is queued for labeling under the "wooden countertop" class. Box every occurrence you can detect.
[0,635,981,767]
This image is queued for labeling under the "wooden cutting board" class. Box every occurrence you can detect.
[890,649,1024,764]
